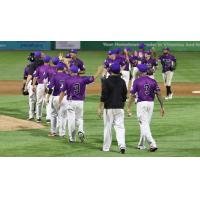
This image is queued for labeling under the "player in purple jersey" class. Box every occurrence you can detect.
[69,49,85,74]
[120,47,132,89]
[22,62,36,120]
[127,64,164,152]
[158,48,176,100]
[46,63,69,137]
[103,50,125,79]
[142,50,158,79]
[58,65,103,143]
[32,55,51,123]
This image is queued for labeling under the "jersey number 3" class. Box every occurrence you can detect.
[73,83,80,95]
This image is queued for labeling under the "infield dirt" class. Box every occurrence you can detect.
[0,80,200,96]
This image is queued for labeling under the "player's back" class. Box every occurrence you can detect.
[65,75,94,101]
[52,72,69,96]
[47,65,57,81]
[133,76,160,102]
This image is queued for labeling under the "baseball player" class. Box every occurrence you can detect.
[130,43,147,86]
[24,51,44,93]
[46,62,69,137]
[158,48,176,100]
[32,55,51,123]
[69,49,86,74]
[98,63,127,154]
[142,50,158,79]
[127,64,165,152]
[120,47,132,89]
[58,65,103,143]
[22,57,36,120]
[102,50,125,79]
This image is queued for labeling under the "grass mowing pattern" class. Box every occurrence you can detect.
[0,95,199,157]
[1,51,200,82]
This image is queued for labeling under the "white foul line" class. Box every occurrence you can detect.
[192,91,200,94]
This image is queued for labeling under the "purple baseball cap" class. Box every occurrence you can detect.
[138,43,146,49]
[108,50,115,55]
[70,49,78,54]
[56,62,64,70]
[43,55,51,63]
[110,63,121,74]
[124,47,132,52]
[137,64,148,73]
[52,57,59,65]
[70,65,79,73]
[115,48,122,54]
[65,53,71,58]
[163,47,170,51]
[34,51,41,58]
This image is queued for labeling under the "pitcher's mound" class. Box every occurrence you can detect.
[0,115,44,131]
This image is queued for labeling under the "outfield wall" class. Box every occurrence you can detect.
[1,41,200,51]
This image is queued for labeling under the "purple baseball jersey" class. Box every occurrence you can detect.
[23,65,29,79]
[129,55,138,67]
[104,57,125,73]
[120,54,131,71]
[135,50,146,62]
[48,72,69,96]
[69,58,85,71]
[130,76,160,102]
[159,54,176,73]
[47,66,57,82]
[61,75,94,101]
[33,64,50,84]
[142,57,157,67]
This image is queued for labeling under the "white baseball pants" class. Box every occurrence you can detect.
[46,94,51,120]
[131,67,139,90]
[51,96,68,136]
[36,83,46,119]
[162,71,174,86]
[103,109,126,151]
[66,100,84,142]
[136,101,157,148]
[27,81,36,118]
[121,70,130,89]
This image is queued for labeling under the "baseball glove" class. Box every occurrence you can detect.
[21,87,29,95]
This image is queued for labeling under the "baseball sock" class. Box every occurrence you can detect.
[166,86,170,96]
[169,86,172,94]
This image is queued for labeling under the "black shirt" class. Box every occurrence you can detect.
[28,59,44,75]
[100,75,127,109]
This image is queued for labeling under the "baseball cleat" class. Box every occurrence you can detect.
[150,147,158,152]
[36,118,42,123]
[137,145,146,150]
[78,131,85,143]
[48,132,57,137]
[120,147,126,154]
[165,96,169,100]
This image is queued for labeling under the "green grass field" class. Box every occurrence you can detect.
[0,95,200,156]
[1,50,200,82]
[0,50,200,156]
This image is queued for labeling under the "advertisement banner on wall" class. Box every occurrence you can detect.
[80,41,200,51]
[0,41,51,50]
[55,41,80,49]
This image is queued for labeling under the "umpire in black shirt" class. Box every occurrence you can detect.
[98,63,127,154]
[24,51,44,92]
